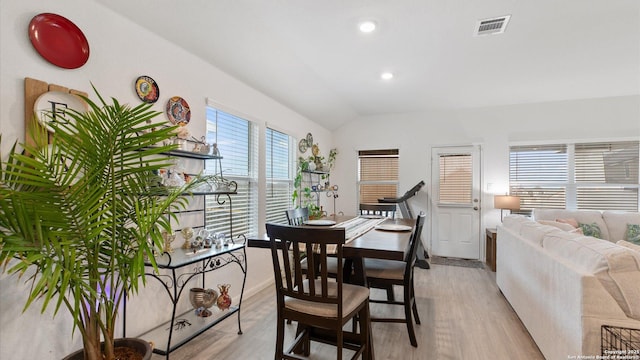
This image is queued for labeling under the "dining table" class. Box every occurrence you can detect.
[247,214,415,285]
[247,215,415,360]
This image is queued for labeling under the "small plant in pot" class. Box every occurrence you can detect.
[0,87,212,360]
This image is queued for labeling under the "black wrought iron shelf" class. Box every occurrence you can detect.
[125,146,245,360]
[140,305,240,355]
[136,245,247,359]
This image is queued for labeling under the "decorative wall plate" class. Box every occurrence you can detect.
[33,91,86,132]
[166,96,190,125]
[135,76,159,103]
[298,138,308,153]
[29,13,90,69]
[306,133,313,146]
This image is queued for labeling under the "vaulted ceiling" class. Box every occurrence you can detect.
[97,0,640,130]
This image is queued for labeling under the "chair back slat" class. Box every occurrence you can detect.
[285,207,309,226]
[359,203,397,218]
[266,223,345,308]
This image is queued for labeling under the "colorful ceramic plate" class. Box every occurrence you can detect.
[304,220,336,226]
[33,91,86,133]
[135,76,159,103]
[166,96,191,125]
[29,13,90,69]
[375,224,412,232]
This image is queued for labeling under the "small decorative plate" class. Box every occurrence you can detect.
[29,13,90,69]
[166,96,190,125]
[306,133,313,146]
[298,139,308,153]
[375,224,412,232]
[34,91,86,132]
[135,76,159,103]
[304,220,336,226]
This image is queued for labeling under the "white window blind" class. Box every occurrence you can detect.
[438,154,472,204]
[575,142,639,210]
[205,105,258,238]
[358,149,399,204]
[510,145,568,210]
[266,128,294,224]
[510,141,639,211]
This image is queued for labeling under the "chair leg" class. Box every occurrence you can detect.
[361,303,373,360]
[411,281,421,325]
[336,328,343,360]
[275,316,285,359]
[404,283,418,347]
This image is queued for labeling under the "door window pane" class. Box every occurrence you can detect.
[438,154,472,204]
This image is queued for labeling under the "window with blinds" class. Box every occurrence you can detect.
[265,128,294,224]
[358,149,399,204]
[205,105,258,238]
[509,141,639,211]
[438,154,472,204]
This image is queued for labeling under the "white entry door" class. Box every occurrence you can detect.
[430,145,481,259]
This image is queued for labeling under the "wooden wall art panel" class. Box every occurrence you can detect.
[24,77,87,147]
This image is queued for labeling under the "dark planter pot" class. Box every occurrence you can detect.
[63,338,152,360]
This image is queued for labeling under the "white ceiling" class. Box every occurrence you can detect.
[97,0,640,130]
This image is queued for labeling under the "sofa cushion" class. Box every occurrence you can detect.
[502,215,530,233]
[519,221,566,246]
[603,211,640,241]
[544,234,640,320]
[534,209,611,240]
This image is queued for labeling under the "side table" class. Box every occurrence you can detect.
[486,228,497,272]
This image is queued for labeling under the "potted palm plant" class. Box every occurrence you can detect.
[0,87,210,360]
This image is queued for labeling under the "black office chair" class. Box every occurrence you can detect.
[363,212,426,347]
[266,223,372,360]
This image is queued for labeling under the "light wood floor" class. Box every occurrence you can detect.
[151,263,544,360]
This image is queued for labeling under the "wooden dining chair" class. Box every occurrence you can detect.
[359,203,397,219]
[285,207,309,226]
[266,223,372,360]
[363,212,426,347]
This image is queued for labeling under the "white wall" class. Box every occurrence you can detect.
[0,1,332,358]
[330,95,640,256]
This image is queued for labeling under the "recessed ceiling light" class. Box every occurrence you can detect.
[380,72,394,80]
[359,21,377,33]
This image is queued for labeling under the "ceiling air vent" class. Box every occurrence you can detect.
[474,15,511,36]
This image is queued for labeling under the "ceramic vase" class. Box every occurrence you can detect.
[216,284,232,310]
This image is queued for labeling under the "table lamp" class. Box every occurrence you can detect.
[494,195,521,221]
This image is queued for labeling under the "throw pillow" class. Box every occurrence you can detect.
[626,224,640,245]
[556,218,578,228]
[578,222,602,239]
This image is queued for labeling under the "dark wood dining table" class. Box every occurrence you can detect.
[247,215,414,285]
[247,215,415,360]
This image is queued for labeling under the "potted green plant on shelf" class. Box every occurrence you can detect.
[292,146,337,219]
[0,87,210,360]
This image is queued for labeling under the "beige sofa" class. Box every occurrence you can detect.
[497,209,640,359]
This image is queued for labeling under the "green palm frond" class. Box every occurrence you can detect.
[0,86,211,360]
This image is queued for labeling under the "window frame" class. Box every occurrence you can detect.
[509,140,639,212]
[357,149,400,206]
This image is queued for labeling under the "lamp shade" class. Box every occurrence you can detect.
[494,195,521,210]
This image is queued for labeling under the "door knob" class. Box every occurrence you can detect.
[473,206,479,211]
